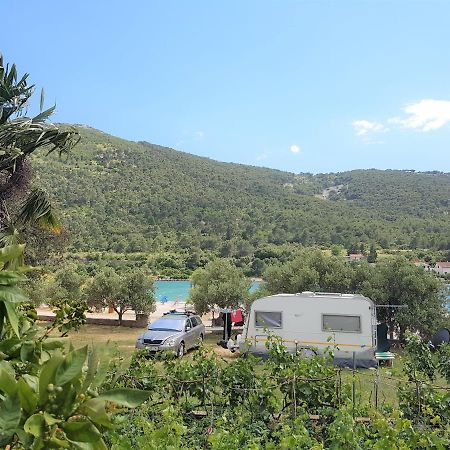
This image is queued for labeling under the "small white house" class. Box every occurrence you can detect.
[344,253,365,263]
[240,292,377,367]
[434,262,450,276]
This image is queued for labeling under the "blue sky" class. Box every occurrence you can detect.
[4,1,450,173]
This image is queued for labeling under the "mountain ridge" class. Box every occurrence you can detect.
[30,126,450,260]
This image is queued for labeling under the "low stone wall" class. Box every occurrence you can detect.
[38,315,148,328]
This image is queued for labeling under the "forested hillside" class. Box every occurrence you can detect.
[31,126,450,259]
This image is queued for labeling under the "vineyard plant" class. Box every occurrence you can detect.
[102,334,450,449]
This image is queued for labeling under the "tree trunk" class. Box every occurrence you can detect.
[116,309,123,326]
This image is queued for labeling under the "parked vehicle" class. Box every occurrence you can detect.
[136,311,205,357]
[239,292,377,367]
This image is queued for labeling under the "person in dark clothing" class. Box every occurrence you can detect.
[222,311,232,340]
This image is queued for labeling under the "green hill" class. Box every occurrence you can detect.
[31,126,450,263]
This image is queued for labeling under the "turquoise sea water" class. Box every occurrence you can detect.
[155,280,261,302]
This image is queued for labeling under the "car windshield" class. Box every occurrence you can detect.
[148,318,184,332]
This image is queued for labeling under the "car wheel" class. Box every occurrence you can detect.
[177,342,185,358]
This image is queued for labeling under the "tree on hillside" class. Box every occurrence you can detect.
[0,54,79,232]
[361,257,445,339]
[190,259,250,315]
[367,243,378,263]
[264,249,367,295]
[331,245,344,257]
[85,267,155,325]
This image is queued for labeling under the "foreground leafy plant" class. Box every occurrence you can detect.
[0,243,150,449]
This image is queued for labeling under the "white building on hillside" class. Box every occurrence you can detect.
[434,262,450,275]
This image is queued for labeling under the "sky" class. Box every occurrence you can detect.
[4,0,450,174]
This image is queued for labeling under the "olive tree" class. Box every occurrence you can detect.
[190,259,250,315]
[85,267,155,325]
[361,257,445,339]
[264,249,362,295]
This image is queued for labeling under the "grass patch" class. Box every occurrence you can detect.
[64,324,408,406]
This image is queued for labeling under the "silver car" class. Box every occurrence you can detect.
[135,312,205,357]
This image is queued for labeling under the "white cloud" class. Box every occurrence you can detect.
[194,130,205,139]
[389,99,450,132]
[290,144,301,154]
[352,120,387,136]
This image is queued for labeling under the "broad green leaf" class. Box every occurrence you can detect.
[0,361,17,396]
[15,429,36,449]
[49,436,70,448]
[0,392,21,438]
[0,271,27,285]
[81,347,99,393]
[42,337,67,351]
[24,413,45,437]
[0,337,22,354]
[0,360,15,378]
[0,285,28,302]
[79,397,111,427]
[23,374,39,392]
[3,299,19,336]
[55,346,87,386]
[17,377,37,414]
[62,421,107,450]
[0,244,25,265]
[20,341,35,362]
[39,354,64,404]
[97,388,150,408]
[89,352,112,390]
[43,411,61,425]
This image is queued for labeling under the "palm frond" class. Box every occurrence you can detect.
[17,189,62,234]
[0,119,80,171]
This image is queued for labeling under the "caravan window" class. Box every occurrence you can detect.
[322,314,361,333]
[255,311,282,328]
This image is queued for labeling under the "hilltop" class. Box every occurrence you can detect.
[31,126,450,265]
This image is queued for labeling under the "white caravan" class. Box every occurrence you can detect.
[240,292,377,367]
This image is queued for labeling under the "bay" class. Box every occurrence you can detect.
[155,279,262,303]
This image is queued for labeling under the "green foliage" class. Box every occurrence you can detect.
[367,243,378,263]
[29,126,450,262]
[0,243,150,448]
[103,333,450,449]
[363,257,445,338]
[403,332,437,381]
[263,250,446,338]
[0,54,79,235]
[190,259,250,314]
[120,268,156,315]
[264,248,366,294]
[84,266,155,324]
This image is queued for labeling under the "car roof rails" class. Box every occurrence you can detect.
[163,309,195,316]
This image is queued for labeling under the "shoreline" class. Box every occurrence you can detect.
[156,277,264,282]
